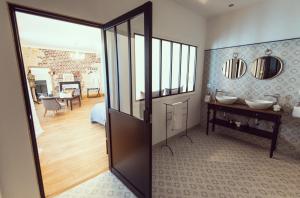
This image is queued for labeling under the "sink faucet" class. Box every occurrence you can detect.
[264,94,280,104]
[215,89,225,96]
[214,89,227,102]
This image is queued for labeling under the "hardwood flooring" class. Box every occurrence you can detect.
[35,97,108,197]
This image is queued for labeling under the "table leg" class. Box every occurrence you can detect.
[70,99,73,110]
[212,109,216,132]
[79,97,81,107]
[270,120,280,158]
[206,107,210,135]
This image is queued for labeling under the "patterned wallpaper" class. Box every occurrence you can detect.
[201,38,300,158]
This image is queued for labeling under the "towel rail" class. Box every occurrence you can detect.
[161,98,192,156]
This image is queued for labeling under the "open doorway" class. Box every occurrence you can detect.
[9,2,153,198]
[13,9,108,198]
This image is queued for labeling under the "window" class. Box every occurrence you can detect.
[135,34,197,100]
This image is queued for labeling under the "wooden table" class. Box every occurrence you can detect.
[59,95,81,110]
[59,81,82,99]
[206,102,283,158]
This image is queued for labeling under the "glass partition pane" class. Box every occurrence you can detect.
[152,38,160,97]
[180,45,189,93]
[161,41,171,96]
[171,43,180,94]
[116,22,131,115]
[133,34,196,99]
[106,28,119,110]
[132,14,145,120]
[134,34,145,100]
[187,46,196,92]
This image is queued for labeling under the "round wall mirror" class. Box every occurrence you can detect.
[250,56,283,80]
[222,58,247,79]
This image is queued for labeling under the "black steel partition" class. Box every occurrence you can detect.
[134,33,197,100]
[102,2,152,197]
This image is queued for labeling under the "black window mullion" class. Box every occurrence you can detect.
[169,42,173,95]
[178,44,182,94]
[186,46,190,93]
[159,39,162,97]
[114,26,121,111]
[127,20,133,115]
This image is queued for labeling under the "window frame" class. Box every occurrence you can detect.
[134,33,197,101]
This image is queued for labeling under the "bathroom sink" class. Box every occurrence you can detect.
[245,99,274,110]
[216,96,238,105]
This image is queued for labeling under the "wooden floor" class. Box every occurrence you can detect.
[35,97,108,198]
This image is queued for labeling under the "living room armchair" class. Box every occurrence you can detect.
[41,97,66,117]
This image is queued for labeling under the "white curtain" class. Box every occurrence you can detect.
[26,79,44,137]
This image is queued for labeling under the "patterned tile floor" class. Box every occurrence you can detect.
[54,171,136,198]
[56,127,300,198]
[153,127,300,198]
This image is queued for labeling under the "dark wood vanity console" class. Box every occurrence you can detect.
[206,102,283,158]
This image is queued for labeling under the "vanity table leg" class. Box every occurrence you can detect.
[206,107,210,135]
[212,109,216,132]
[270,120,280,158]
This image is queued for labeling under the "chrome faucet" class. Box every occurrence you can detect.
[214,89,226,102]
[215,89,225,96]
[264,94,280,104]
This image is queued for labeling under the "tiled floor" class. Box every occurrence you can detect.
[153,127,300,198]
[56,126,300,198]
[55,171,136,198]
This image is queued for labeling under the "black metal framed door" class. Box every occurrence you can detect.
[102,2,152,198]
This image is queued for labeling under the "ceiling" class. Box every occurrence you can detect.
[15,0,263,51]
[16,12,102,53]
[172,0,264,17]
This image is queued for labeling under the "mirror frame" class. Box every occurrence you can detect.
[250,55,284,80]
[221,58,247,80]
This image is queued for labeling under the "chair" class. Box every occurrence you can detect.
[72,89,81,97]
[41,97,66,117]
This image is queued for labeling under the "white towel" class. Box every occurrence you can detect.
[172,102,184,130]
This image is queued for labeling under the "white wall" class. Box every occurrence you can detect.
[151,0,206,145]
[0,0,206,197]
[30,68,53,95]
[206,0,300,49]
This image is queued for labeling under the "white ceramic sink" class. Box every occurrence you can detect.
[245,99,274,110]
[216,96,238,105]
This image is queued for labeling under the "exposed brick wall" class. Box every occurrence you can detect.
[22,47,102,96]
